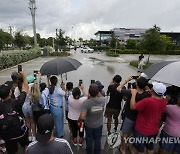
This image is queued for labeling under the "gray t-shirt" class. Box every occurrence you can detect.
[27,138,73,154]
[81,96,106,128]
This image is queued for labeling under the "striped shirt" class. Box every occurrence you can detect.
[27,138,73,154]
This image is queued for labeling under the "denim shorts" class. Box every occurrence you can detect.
[22,104,33,117]
[159,130,180,153]
[133,130,156,153]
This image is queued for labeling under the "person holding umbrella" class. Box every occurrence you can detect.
[48,76,66,138]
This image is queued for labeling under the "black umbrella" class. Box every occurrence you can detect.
[40,57,82,76]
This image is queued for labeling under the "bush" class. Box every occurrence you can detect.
[106,51,119,57]
[49,51,70,57]
[0,47,41,70]
[130,60,153,69]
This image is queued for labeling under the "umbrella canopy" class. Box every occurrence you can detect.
[40,57,82,76]
[143,61,180,87]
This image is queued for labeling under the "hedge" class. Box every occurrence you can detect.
[110,49,180,55]
[0,47,41,70]
[49,51,71,57]
[106,52,119,57]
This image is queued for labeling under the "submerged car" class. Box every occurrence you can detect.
[81,47,94,53]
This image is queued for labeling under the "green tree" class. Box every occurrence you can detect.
[14,31,26,49]
[126,39,138,49]
[0,29,13,50]
[141,25,162,61]
[110,33,118,49]
[79,37,83,46]
[56,29,66,51]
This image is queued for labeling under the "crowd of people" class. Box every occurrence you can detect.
[0,70,180,154]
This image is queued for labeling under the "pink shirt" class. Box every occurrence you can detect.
[163,105,180,137]
[68,95,87,120]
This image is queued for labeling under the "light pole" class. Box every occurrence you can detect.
[29,0,37,46]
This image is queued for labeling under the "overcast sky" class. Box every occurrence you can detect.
[0,0,180,40]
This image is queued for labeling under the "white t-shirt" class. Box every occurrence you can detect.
[14,83,34,106]
[68,95,87,120]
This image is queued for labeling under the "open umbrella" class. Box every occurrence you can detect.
[40,57,82,76]
[143,61,180,87]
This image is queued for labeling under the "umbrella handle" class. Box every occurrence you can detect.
[61,74,63,82]
[66,73,67,80]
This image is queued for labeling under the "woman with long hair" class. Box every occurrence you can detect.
[30,83,44,124]
[49,76,65,138]
[14,75,36,142]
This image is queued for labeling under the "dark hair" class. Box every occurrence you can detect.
[11,72,18,83]
[40,82,47,92]
[113,75,122,83]
[136,77,148,89]
[66,82,73,91]
[49,76,58,94]
[72,87,81,99]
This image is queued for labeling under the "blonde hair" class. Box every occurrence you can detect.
[31,83,40,104]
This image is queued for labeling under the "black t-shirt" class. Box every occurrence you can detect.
[139,55,144,62]
[0,92,26,116]
[106,84,125,110]
[121,89,150,121]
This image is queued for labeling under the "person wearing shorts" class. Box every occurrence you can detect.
[158,95,180,154]
[130,82,167,154]
[104,75,124,135]
[117,76,150,153]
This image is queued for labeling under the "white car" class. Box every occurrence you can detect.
[81,47,94,53]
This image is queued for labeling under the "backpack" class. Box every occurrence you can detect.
[107,132,121,148]
[0,102,25,140]
[31,100,44,112]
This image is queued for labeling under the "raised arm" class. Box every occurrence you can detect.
[130,89,137,110]
[79,84,87,97]
[117,76,132,92]
[21,71,28,93]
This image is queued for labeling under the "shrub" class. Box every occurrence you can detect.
[49,51,70,57]
[0,47,41,70]
[106,51,119,57]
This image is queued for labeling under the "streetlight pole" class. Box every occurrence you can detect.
[29,0,37,46]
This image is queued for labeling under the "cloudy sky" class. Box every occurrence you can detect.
[0,0,180,40]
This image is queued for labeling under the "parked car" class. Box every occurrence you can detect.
[81,47,94,53]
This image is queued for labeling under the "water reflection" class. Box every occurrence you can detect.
[106,66,115,74]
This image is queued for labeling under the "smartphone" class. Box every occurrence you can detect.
[132,76,139,79]
[127,82,132,89]
[91,80,95,84]
[18,65,22,73]
[34,70,38,74]
[79,79,83,86]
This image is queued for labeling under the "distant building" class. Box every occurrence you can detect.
[95,28,180,45]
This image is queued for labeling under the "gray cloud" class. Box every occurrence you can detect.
[0,0,180,39]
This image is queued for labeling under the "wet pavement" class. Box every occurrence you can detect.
[0,50,179,153]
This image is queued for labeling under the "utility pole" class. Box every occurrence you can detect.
[9,26,12,36]
[29,0,37,46]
